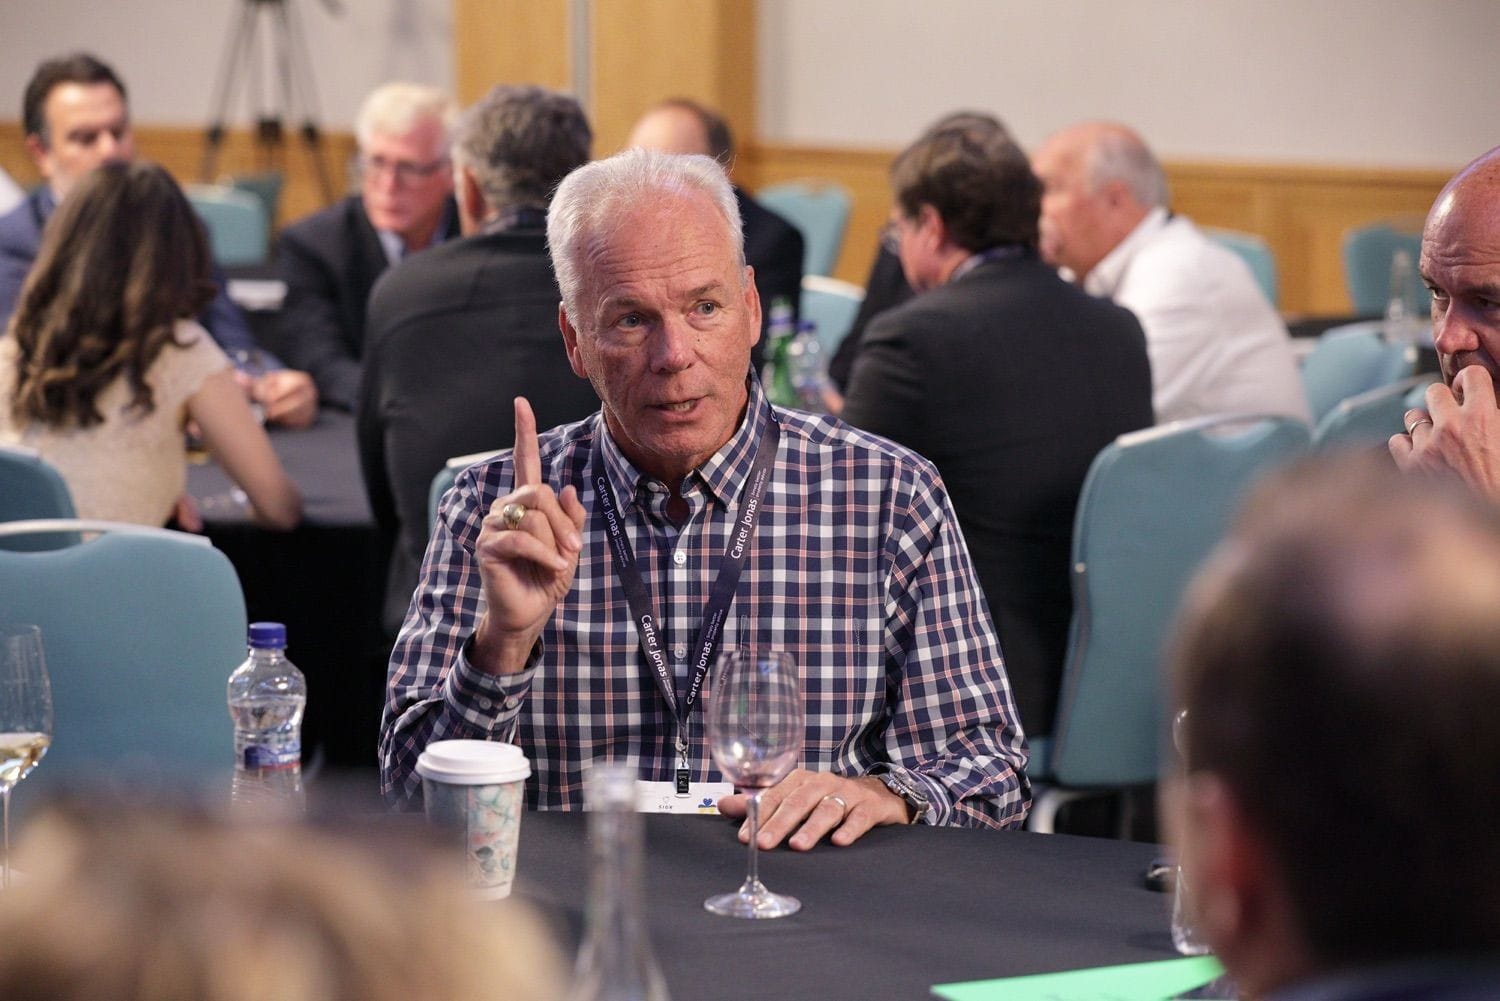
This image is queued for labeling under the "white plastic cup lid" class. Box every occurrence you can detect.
[415,739,531,785]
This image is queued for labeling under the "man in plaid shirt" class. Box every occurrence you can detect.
[381,148,1030,848]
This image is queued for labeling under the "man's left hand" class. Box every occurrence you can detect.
[254,370,319,429]
[718,769,912,851]
[1390,365,1500,500]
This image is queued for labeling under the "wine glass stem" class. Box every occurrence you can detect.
[2,785,10,890]
[745,790,762,890]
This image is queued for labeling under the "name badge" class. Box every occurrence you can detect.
[635,780,734,814]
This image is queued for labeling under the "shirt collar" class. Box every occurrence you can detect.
[480,204,547,235]
[1083,205,1169,298]
[595,374,769,511]
[375,200,456,264]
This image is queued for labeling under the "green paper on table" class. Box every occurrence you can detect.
[931,955,1225,1000]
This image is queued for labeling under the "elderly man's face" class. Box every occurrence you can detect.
[359,118,452,247]
[561,191,760,485]
[1031,133,1114,281]
[30,81,134,200]
[1422,178,1500,388]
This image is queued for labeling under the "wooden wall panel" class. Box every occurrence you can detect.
[454,0,570,103]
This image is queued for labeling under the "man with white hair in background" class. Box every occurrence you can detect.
[1031,122,1310,425]
[276,82,461,409]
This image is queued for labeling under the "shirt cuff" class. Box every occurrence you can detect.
[442,634,539,735]
[869,762,951,827]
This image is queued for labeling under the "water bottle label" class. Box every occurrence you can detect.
[242,742,300,770]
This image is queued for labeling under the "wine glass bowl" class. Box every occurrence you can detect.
[0,624,54,890]
[704,649,804,919]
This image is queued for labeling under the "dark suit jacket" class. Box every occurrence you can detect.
[358,227,599,635]
[737,187,803,372]
[0,187,259,355]
[840,251,1153,737]
[277,194,460,409]
[829,242,914,389]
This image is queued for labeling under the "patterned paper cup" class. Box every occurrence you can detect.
[416,740,531,899]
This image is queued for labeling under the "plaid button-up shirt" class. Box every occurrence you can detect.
[381,380,1030,827]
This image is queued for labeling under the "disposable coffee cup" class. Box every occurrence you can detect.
[416,739,531,899]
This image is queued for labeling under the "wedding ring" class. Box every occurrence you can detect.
[499,501,528,531]
[1406,417,1433,435]
[822,794,849,815]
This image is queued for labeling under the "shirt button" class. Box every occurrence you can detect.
[478,697,492,710]
[504,696,520,710]
[673,549,687,566]
[673,644,687,660]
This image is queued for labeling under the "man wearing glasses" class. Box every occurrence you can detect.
[276,83,460,409]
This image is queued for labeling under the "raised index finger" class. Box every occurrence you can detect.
[512,396,542,488]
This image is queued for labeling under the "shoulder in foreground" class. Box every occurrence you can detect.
[774,406,943,482]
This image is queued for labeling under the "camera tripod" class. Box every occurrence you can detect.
[200,0,340,203]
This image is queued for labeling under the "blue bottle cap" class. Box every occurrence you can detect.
[247,622,287,649]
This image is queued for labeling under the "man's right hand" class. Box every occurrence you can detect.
[1390,365,1500,501]
[469,397,586,675]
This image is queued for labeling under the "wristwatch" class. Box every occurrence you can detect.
[877,769,930,824]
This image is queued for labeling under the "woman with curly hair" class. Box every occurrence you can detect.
[0,161,299,529]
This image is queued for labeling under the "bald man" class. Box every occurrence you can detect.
[628,99,803,367]
[1031,122,1309,425]
[1391,145,1500,499]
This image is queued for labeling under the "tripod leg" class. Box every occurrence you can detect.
[277,0,338,203]
[201,0,261,182]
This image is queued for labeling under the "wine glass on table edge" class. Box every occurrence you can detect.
[0,624,54,890]
[704,649,804,919]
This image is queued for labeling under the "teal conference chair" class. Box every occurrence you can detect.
[1300,321,1418,423]
[1204,227,1279,307]
[0,445,79,551]
[187,183,270,268]
[757,180,852,277]
[229,170,285,229]
[799,275,865,355]
[0,520,247,787]
[1027,415,1312,834]
[1313,375,1437,451]
[1343,222,1428,316]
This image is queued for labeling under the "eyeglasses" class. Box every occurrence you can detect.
[358,154,449,185]
[880,220,904,256]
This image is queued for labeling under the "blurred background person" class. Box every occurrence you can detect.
[627,97,804,372]
[0,161,300,530]
[1032,122,1309,425]
[1168,453,1500,999]
[0,52,317,429]
[0,800,565,1001]
[277,82,460,410]
[359,84,599,638]
[841,122,1152,738]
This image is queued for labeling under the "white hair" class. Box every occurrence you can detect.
[546,147,745,324]
[1087,128,1169,208]
[355,82,457,154]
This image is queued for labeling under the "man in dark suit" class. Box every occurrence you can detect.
[841,123,1153,739]
[0,52,317,428]
[1169,455,1500,999]
[277,83,461,410]
[358,85,599,637]
[627,98,803,371]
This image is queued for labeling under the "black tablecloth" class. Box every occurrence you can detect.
[515,811,1172,1000]
[186,410,388,770]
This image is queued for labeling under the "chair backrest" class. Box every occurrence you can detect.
[1313,374,1437,451]
[1342,222,1428,316]
[0,445,79,551]
[1204,227,1280,307]
[799,275,865,354]
[756,180,852,277]
[0,520,246,785]
[1047,415,1311,788]
[186,183,270,267]
[228,170,285,229]
[1300,321,1418,422]
[429,449,504,529]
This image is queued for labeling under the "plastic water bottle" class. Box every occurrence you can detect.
[789,320,831,412]
[567,762,670,1001]
[227,621,306,810]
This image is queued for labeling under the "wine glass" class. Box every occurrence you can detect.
[0,624,54,889]
[704,649,804,918]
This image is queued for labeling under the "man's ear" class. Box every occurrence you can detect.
[559,302,590,380]
[742,265,762,348]
[23,134,49,176]
[918,203,950,252]
[457,167,486,235]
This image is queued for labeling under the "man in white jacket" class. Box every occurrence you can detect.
[1032,122,1310,426]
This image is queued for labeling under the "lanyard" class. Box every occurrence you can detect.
[591,416,780,789]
